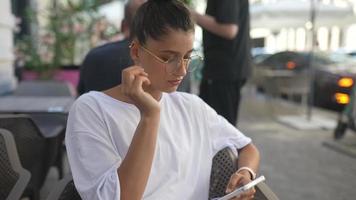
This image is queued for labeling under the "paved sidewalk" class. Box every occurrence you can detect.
[238,85,356,200]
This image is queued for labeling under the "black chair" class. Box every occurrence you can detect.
[0,114,59,200]
[11,80,72,178]
[0,128,31,200]
[29,113,67,178]
[46,174,81,200]
[210,147,279,200]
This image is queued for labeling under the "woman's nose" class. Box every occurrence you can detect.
[174,59,188,76]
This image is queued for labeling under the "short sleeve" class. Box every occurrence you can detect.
[201,98,251,156]
[215,0,239,24]
[65,96,122,200]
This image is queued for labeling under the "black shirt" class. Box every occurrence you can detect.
[77,39,133,95]
[203,0,252,81]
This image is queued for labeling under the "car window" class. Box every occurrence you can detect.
[313,53,354,65]
[262,52,305,70]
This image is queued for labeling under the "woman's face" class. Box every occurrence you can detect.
[132,29,194,93]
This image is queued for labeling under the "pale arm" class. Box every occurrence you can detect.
[225,143,260,199]
[117,66,162,200]
[237,143,260,178]
[191,11,238,40]
[118,113,160,200]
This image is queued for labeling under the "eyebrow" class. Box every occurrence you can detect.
[159,49,194,55]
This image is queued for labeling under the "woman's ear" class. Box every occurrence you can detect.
[130,40,140,65]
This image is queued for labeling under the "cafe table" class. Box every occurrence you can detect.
[0,96,75,138]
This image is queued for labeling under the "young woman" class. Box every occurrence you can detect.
[65,0,260,199]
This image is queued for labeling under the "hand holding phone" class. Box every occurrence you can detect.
[211,175,266,200]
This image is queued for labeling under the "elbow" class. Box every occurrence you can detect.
[247,143,260,155]
[219,24,238,40]
[250,143,260,157]
[225,27,238,40]
[240,143,260,160]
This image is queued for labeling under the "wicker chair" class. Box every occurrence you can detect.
[29,113,67,178]
[0,114,57,200]
[0,128,31,200]
[210,147,279,200]
[46,174,81,200]
[11,80,72,179]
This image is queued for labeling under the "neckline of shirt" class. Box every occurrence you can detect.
[91,91,166,108]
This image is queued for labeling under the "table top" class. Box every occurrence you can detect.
[0,96,75,114]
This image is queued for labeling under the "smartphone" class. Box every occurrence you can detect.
[211,175,266,200]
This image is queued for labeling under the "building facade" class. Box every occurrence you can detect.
[0,0,16,94]
[250,0,356,53]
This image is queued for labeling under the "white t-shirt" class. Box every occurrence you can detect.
[65,91,251,200]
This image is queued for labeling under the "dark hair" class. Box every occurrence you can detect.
[130,0,195,44]
[123,0,141,29]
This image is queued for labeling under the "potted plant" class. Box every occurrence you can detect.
[16,0,105,82]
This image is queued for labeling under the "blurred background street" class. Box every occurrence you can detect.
[1,0,356,199]
[239,84,356,200]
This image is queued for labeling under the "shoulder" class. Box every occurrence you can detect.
[76,91,102,102]
[86,40,130,58]
[67,92,108,135]
[71,91,104,112]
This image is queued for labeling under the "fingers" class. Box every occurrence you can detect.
[132,74,150,93]
[226,173,256,200]
[237,187,255,200]
[122,66,147,86]
[121,67,151,103]
[230,187,255,200]
[226,172,244,193]
[231,192,255,200]
[120,65,160,114]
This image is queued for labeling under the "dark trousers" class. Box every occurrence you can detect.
[199,79,246,126]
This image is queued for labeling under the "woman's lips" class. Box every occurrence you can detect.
[168,79,182,86]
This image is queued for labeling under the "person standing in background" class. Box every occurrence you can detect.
[77,0,145,95]
[191,0,252,126]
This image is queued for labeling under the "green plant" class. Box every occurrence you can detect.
[16,0,105,78]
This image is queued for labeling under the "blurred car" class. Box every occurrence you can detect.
[348,51,356,61]
[313,52,356,111]
[253,53,272,65]
[252,51,311,96]
[253,51,356,111]
[251,47,272,64]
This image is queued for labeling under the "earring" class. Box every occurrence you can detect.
[129,42,134,48]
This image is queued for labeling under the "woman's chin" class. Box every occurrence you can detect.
[162,85,179,93]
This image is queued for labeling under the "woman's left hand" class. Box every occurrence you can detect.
[225,171,256,200]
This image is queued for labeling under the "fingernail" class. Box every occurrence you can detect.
[225,188,231,193]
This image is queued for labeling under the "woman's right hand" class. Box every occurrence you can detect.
[121,66,160,116]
